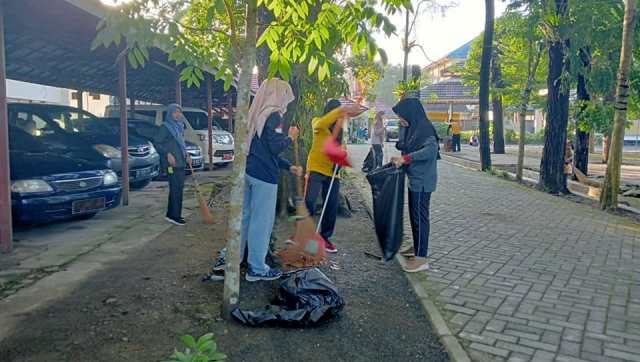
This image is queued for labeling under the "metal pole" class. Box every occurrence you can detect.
[207,76,214,170]
[77,90,84,111]
[0,0,12,253]
[119,57,129,206]
[175,75,182,106]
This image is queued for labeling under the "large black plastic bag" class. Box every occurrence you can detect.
[232,268,344,327]
[361,148,374,173]
[366,164,405,261]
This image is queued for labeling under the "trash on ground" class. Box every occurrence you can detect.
[366,164,406,261]
[232,268,344,327]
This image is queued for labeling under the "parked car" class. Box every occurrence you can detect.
[104,105,234,166]
[8,125,121,224]
[107,118,205,174]
[384,119,400,141]
[8,103,160,188]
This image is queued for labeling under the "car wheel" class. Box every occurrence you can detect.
[75,213,97,221]
[131,179,152,189]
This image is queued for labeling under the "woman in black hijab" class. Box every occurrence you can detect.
[390,98,439,273]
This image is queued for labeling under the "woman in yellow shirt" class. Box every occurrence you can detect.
[305,100,361,253]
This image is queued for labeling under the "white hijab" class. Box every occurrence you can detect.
[246,78,295,148]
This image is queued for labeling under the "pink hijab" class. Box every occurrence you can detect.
[246,78,295,148]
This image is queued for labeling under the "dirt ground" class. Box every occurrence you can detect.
[0,180,448,362]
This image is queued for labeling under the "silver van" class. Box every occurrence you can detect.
[105,105,234,166]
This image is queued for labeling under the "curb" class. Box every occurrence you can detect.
[348,173,472,362]
[441,153,640,216]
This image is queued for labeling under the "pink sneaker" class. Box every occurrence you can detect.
[325,241,338,253]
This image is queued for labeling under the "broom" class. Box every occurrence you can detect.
[276,139,326,268]
[188,162,214,225]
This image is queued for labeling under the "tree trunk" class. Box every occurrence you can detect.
[478,0,494,170]
[402,9,410,83]
[601,0,637,210]
[516,43,543,181]
[491,48,505,154]
[602,135,610,163]
[575,71,590,176]
[222,0,258,319]
[539,0,570,194]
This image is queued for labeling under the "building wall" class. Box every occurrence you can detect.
[70,91,111,117]
[7,79,70,105]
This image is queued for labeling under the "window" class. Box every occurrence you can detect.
[90,92,101,100]
[183,111,215,130]
[14,112,55,137]
[133,110,157,122]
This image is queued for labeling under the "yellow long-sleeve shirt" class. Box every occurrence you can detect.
[306,108,343,177]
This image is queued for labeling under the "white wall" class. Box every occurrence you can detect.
[7,79,71,105]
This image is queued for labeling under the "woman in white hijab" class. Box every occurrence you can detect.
[213,79,302,282]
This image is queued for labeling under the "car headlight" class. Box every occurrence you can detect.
[94,144,121,158]
[149,143,157,155]
[214,134,233,145]
[198,134,207,142]
[11,180,53,193]
[103,171,119,186]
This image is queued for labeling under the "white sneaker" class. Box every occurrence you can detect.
[403,262,432,273]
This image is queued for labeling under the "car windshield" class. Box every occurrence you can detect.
[47,108,115,135]
[182,111,222,131]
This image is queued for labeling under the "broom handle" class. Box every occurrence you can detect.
[316,164,339,233]
[292,139,304,198]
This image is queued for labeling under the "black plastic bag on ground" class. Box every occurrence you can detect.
[361,148,374,173]
[366,164,405,261]
[232,268,344,327]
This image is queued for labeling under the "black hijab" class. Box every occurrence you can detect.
[392,98,439,155]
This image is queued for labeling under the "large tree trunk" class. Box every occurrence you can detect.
[223,0,258,319]
[539,0,570,194]
[478,0,494,170]
[601,0,637,210]
[491,48,505,154]
[575,70,591,176]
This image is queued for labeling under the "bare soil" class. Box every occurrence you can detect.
[0,181,448,362]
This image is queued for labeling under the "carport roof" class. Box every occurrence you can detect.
[4,0,236,109]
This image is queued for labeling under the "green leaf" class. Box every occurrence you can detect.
[308,56,318,75]
[223,76,232,91]
[318,61,328,81]
[133,47,145,67]
[313,32,322,50]
[211,352,227,361]
[128,51,139,69]
[180,335,197,350]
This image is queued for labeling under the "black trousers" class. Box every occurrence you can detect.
[452,134,461,152]
[305,171,340,242]
[372,144,384,169]
[408,190,431,258]
[167,168,185,220]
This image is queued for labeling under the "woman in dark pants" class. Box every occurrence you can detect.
[155,104,190,226]
[390,98,439,272]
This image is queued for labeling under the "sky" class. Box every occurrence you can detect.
[374,0,507,67]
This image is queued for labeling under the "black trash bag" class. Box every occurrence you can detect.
[361,148,374,173]
[366,164,405,261]
[232,268,344,327]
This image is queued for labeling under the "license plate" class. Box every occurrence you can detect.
[223,153,233,160]
[192,159,202,166]
[72,197,106,215]
[136,167,152,177]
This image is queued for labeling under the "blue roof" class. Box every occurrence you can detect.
[446,40,473,60]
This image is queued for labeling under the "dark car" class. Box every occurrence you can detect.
[384,119,400,141]
[107,118,205,174]
[8,125,121,224]
[8,104,160,188]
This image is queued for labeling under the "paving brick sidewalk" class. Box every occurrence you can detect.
[349,144,640,362]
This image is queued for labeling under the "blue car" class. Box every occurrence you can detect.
[8,124,121,224]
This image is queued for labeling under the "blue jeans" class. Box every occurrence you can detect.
[241,175,278,274]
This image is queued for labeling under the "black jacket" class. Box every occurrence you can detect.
[155,126,187,169]
[246,112,292,184]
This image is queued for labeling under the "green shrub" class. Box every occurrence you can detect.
[165,334,226,362]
